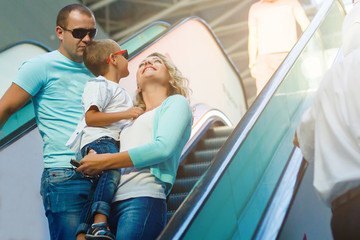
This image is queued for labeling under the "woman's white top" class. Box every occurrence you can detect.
[113,108,166,202]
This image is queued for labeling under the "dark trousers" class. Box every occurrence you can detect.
[331,193,360,240]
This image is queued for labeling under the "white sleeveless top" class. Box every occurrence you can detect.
[112,108,166,202]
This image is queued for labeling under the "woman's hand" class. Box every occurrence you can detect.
[77,149,109,176]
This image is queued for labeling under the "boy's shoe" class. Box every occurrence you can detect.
[85,222,115,240]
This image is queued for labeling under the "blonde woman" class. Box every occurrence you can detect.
[77,52,192,239]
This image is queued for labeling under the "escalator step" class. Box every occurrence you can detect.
[206,126,234,138]
[197,136,228,150]
[167,193,188,211]
[189,149,219,163]
[178,162,210,178]
[171,177,199,194]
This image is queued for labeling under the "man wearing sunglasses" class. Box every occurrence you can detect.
[0,4,98,240]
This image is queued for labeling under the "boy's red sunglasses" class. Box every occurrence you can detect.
[107,50,129,63]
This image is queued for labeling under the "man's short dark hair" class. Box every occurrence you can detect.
[56,4,94,28]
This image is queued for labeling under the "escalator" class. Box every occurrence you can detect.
[159,0,346,239]
[0,0,346,239]
[167,104,235,222]
[168,125,234,221]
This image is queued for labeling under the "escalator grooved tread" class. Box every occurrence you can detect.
[171,177,199,194]
[196,136,228,150]
[177,162,210,178]
[189,149,219,163]
[166,125,234,224]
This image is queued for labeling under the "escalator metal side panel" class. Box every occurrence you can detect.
[255,46,345,240]
[159,1,345,239]
[181,104,232,162]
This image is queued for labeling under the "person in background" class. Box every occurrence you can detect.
[294,1,360,238]
[248,0,309,95]
[342,0,360,56]
[77,53,192,240]
[0,4,97,240]
[67,39,143,240]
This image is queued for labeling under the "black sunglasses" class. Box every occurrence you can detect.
[61,26,97,39]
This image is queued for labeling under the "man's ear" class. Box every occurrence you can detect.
[56,26,64,41]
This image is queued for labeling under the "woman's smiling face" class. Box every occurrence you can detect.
[136,56,171,90]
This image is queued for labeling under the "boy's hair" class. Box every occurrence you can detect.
[56,4,94,28]
[83,39,120,76]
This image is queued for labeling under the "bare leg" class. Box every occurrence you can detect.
[94,213,107,224]
[76,233,86,240]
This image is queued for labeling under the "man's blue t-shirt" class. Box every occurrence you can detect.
[13,50,94,168]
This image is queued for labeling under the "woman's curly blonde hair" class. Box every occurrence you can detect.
[136,52,191,110]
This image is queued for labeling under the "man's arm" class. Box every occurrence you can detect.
[85,105,144,127]
[0,83,32,130]
[296,107,315,163]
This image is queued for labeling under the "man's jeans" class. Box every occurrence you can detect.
[109,197,167,240]
[41,168,93,240]
[78,136,121,233]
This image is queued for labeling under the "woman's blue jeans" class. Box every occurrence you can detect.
[109,197,167,240]
[78,136,121,234]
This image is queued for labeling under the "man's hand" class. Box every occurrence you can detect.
[293,131,300,147]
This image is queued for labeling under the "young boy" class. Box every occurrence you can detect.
[66,39,143,240]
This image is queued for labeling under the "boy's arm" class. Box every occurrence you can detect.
[85,106,144,127]
[0,83,32,130]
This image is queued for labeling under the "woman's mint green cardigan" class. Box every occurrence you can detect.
[128,94,192,195]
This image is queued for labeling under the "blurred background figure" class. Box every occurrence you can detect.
[248,0,309,95]
[342,0,360,56]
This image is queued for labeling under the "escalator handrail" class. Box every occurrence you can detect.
[0,40,52,53]
[180,104,232,162]
[0,41,52,149]
[119,21,170,45]
[119,21,170,59]
[158,1,338,239]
